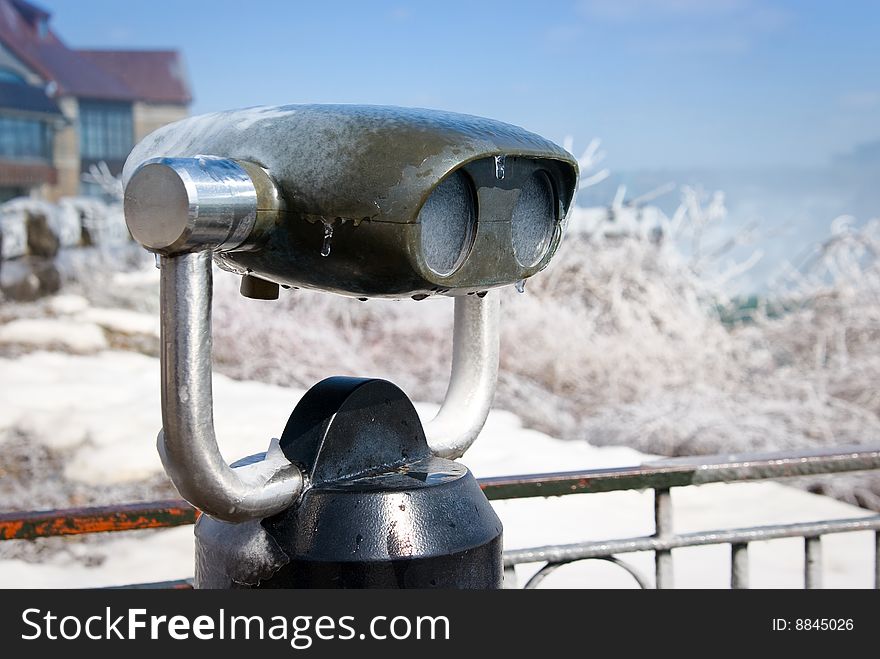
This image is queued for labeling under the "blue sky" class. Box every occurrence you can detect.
[36,0,880,171]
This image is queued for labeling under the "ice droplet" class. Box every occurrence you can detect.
[320,224,334,257]
[515,279,526,293]
[494,155,506,180]
[154,253,161,269]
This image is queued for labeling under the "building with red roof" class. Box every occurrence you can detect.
[0,0,191,200]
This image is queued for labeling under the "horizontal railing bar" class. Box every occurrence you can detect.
[107,516,880,588]
[480,465,696,500]
[0,500,196,541]
[104,579,193,590]
[502,515,880,566]
[654,444,880,486]
[481,444,880,500]
[2,444,879,541]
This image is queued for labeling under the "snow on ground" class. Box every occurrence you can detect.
[0,289,158,355]
[45,295,89,315]
[75,307,159,338]
[0,318,108,352]
[0,349,874,588]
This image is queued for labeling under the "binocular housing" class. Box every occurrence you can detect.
[123,104,578,298]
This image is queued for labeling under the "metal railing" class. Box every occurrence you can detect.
[2,444,879,589]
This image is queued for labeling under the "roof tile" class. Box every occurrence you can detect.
[0,0,190,104]
[0,79,62,114]
[78,50,191,105]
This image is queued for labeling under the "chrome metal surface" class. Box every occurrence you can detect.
[425,292,500,459]
[653,488,674,589]
[731,543,749,589]
[502,515,880,565]
[125,157,258,254]
[480,444,880,500]
[805,536,823,589]
[502,565,519,589]
[875,532,880,589]
[651,444,880,484]
[159,252,303,521]
[523,556,651,590]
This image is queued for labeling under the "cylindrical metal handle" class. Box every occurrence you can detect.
[159,252,303,521]
[124,157,258,254]
[425,293,500,459]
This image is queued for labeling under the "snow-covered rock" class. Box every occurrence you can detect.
[0,319,107,352]
[46,294,90,315]
[76,308,159,337]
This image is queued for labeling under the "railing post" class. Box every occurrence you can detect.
[503,566,519,589]
[654,487,674,589]
[730,542,749,589]
[804,536,823,589]
[874,531,879,590]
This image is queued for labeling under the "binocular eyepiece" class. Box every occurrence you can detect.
[123,104,578,299]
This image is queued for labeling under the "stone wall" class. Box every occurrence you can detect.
[48,97,81,201]
[0,197,132,301]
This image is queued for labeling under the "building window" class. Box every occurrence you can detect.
[0,186,26,202]
[0,115,52,160]
[0,68,27,84]
[78,100,133,161]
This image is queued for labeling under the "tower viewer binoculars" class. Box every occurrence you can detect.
[124,104,578,588]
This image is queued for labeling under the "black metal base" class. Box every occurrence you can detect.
[261,537,502,589]
[194,377,503,589]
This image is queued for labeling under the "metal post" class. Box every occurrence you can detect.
[654,488,674,589]
[731,542,749,589]
[804,536,822,589]
[503,566,519,589]
[874,531,879,590]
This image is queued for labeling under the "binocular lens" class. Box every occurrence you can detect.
[419,170,476,276]
[511,170,556,267]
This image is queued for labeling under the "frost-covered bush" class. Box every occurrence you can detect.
[211,274,455,403]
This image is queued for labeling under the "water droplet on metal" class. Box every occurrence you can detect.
[494,155,506,180]
[515,279,526,293]
[154,253,161,269]
[320,224,334,257]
